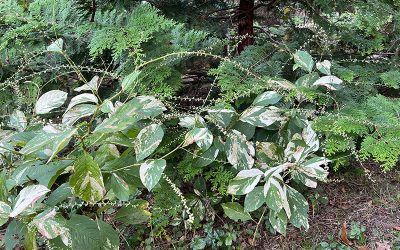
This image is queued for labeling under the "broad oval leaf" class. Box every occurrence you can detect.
[227,169,263,195]
[33,209,67,240]
[244,186,265,212]
[316,60,331,75]
[240,106,284,127]
[62,104,97,126]
[206,108,236,128]
[66,93,98,112]
[134,124,164,161]
[269,209,288,236]
[313,75,343,90]
[139,159,166,191]
[264,176,286,212]
[110,173,130,201]
[121,70,141,92]
[115,200,151,225]
[225,130,254,170]
[293,50,314,73]
[69,152,105,203]
[252,91,282,106]
[179,115,206,129]
[35,90,68,115]
[10,184,50,217]
[8,110,27,132]
[94,96,166,133]
[183,127,213,151]
[221,202,252,222]
[74,76,99,92]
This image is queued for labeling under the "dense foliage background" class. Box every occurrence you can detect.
[0,0,399,249]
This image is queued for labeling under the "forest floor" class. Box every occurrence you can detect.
[254,163,400,250]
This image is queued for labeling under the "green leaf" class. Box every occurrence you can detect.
[69,152,105,203]
[0,201,11,226]
[134,124,164,161]
[227,169,263,195]
[94,96,166,133]
[100,99,114,113]
[62,104,97,126]
[35,90,68,115]
[121,70,141,92]
[252,91,282,106]
[10,184,50,217]
[293,50,314,73]
[295,73,320,87]
[45,183,72,206]
[300,157,329,181]
[139,159,166,191]
[287,186,309,230]
[206,107,236,128]
[313,76,343,90]
[244,186,265,212]
[225,130,254,170]
[115,200,151,225]
[47,38,63,52]
[264,176,286,212]
[240,106,284,127]
[8,110,27,132]
[183,127,213,151]
[66,93,98,112]
[110,173,130,201]
[179,115,206,129]
[53,214,119,249]
[269,209,288,235]
[194,145,219,167]
[26,160,72,188]
[5,219,27,250]
[74,76,99,92]
[316,60,331,75]
[32,209,67,240]
[221,202,252,222]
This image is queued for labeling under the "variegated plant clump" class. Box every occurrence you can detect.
[0,38,344,249]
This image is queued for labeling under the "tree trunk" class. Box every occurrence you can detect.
[237,0,255,54]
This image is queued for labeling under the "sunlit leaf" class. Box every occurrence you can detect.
[35,90,68,115]
[134,124,164,161]
[252,91,282,106]
[227,169,263,195]
[10,184,50,217]
[221,202,252,222]
[139,159,166,191]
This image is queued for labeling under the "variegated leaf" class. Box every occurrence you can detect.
[139,159,166,191]
[33,209,67,239]
[35,90,68,115]
[225,130,254,170]
[134,124,164,161]
[252,91,282,106]
[183,128,213,151]
[66,93,98,112]
[227,169,263,195]
[10,184,50,217]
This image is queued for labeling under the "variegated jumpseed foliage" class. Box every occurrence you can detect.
[0,41,343,249]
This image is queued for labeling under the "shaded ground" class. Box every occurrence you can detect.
[257,164,400,249]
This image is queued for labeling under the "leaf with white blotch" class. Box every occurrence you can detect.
[240,106,283,127]
[33,209,67,239]
[47,38,63,52]
[194,145,219,167]
[115,200,151,225]
[244,186,265,212]
[302,123,319,154]
[295,73,320,87]
[66,93,98,112]
[74,76,99,92]
[10,184,50,217]
[227,169,263,195]
[293,50,314,73]
[225,130,254,170]
[183,127,213,151]
[252,91,282,106]
[287,186,309,230]
[139,159,166,191]
[221,202,252,222]
[121,70,140,92]
[20,128,77,163]
[69,152,105,203]
[100,99,114,113]
[110,173,130,201]
[62,104,96,126]
[35,90,68,115]
[269,209,288,235]
[206,107,236,128]
[8,110,27,132]
[179,115,206,129]
[94,96,166,133]
[264,175,286,212]
[316,60,331,75]
[313,75,343,90]
[0,201,11,226]
[300,157,329,181]
[134,124,164,161]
